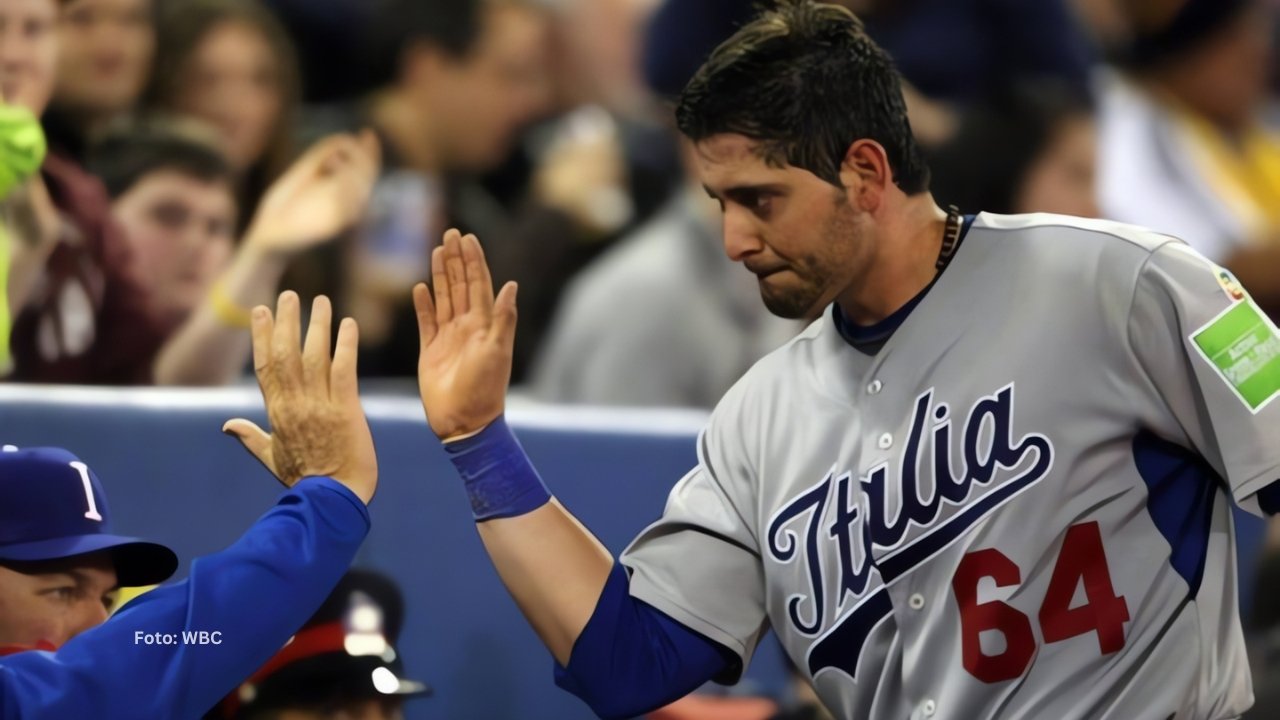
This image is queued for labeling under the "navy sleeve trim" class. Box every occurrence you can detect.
[553,564,735,719]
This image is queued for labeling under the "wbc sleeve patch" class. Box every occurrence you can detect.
[1191,299,1280,413]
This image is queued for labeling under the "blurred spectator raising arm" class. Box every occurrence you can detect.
[151,131,380,386]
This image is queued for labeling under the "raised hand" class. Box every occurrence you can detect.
[243,130,381,255]
[223,292,378,504]
[414,230,518,440]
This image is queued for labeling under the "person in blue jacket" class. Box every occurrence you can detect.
[0,291,379,719]
[0,447,179,653]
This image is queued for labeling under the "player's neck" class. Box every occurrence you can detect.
[836,197,948,326]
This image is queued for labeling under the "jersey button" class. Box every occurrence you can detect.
[908,593,925,610]
[867,379,883,395]
[921,699,936,716]
[877,433,893,449]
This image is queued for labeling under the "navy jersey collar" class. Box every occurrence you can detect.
[833,214,975,354]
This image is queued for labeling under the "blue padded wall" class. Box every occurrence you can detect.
[0,386,788,719]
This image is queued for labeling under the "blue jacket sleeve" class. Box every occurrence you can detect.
[553,564,736,719]
[0,476,370,720]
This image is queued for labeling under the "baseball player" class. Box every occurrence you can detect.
[0,293,379,719]
[413,2,1280,719]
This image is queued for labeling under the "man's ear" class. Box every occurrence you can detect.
[837,139,892,212]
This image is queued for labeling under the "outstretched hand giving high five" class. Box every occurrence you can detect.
[223,292,378,505]
[414,230,519,441]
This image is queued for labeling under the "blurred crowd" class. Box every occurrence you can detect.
[1,0,1278,404]
[1,0,1280,717]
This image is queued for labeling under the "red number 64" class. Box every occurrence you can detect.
[950,521,1131,683]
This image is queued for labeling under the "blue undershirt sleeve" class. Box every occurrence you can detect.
[553,563,736,719]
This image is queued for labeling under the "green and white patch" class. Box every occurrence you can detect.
[1191,299,1280,413]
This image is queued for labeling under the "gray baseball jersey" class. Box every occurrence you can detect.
[620,213,1280,720]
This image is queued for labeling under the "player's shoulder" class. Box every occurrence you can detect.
[972,212,1198,285]
[973,212,1179,255]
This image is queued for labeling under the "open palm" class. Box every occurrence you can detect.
[415,230,518,440]
[246,131,381,253]
[223,292,378,505]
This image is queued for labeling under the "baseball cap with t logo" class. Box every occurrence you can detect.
[0,446,177,586]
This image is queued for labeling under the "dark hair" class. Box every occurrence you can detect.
[1116,0,1251,71]
[87,124,234,201]
[926,83,1093,215]
[144,0,300,222]
[367,0,535,85]
[380,0,483,60]
[676,0,929,193]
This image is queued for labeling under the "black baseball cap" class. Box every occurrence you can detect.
[217,569,431,719]
[0,446,178,586]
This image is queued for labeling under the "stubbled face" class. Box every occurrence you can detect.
[1014,114,1099,218]
[424,4,551,171]
[0,552,118,649]
[696,133,870,320]
[174,20,284,171]
[55,0,154,116]
[0,0,59,113]
[112,170,236,323]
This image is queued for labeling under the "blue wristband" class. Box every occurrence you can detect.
[443,416,552,521]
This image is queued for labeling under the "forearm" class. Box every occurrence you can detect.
[446,418,612,664]
[477,501,613,663]
[0,477,369,719]
[446,423,726,715]
[153,245,288,386]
